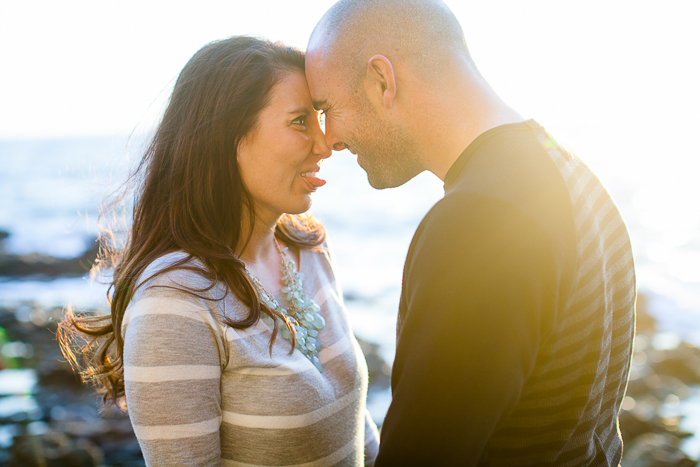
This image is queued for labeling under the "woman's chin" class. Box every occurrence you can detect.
[283,197,313,216]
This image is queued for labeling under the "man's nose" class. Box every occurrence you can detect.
[324,120,346,152]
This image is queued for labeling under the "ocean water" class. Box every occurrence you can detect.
[1,133,700,354]
[2,132,700,434]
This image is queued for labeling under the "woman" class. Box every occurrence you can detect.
[59,36,379,466]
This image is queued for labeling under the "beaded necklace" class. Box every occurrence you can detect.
[244,239,326,372]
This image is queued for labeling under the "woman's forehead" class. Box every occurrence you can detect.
[268,71,314,112]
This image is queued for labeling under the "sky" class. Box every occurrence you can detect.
[1,0,699,235]
[2,1,700,278]
[3,0,700,248]
[1,1,700,321]
[1,0,698,145]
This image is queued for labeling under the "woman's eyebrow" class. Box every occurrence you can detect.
[287,106,310,115]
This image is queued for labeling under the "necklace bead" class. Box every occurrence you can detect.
[244,240,325,372]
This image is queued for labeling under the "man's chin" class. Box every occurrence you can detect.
[366,175,392,190]
[357,159,389,189]
[357,152,423,189]
[364,168,417,190]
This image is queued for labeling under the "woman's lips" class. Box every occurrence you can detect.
[300,171,326,189]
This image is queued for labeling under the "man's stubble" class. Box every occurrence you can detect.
[349,93,425,190]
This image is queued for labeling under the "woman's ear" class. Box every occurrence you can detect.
[365,55,397,109]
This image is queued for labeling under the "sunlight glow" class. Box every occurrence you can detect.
[2,0,699,326]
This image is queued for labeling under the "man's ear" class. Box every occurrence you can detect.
[365,55,396,109]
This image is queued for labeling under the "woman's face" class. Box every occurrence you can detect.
[237,70,331,223]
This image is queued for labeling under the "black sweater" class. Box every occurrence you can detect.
[375,120,635,466]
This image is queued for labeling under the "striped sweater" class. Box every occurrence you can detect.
[122,245,379,466]
[376,120,635,466]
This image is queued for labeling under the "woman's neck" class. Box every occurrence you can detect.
[238,210,299,294]
[238,210,279,259]
[238,222,285,293]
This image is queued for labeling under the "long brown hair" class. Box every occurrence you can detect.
[58,36,325,407]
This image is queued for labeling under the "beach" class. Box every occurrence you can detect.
[1,136,700,465]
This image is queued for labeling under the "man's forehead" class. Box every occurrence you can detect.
[308,80,342,112]
[304,50,330,82]
[306,59,337,109]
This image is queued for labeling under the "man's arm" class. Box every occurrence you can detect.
[375,194,562,466]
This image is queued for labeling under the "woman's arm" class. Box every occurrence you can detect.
[364,410,380,467]
[123,289,225,466]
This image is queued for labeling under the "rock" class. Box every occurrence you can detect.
[0,238,100,278]
[636,293,657,334]
[653,344,700,385]
[2,301,699,467]
[355,336,391,392]
[342,290,363,301]
[621,433,698,467]
[0,304,144,466]
[620,409,661,443]
[9,431,104,467]
[619,405,694,446]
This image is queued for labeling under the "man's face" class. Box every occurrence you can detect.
[305,54,424,189]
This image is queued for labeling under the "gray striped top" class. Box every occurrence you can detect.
[122,245,379,466]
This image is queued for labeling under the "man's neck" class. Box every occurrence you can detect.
[417,72,524,181]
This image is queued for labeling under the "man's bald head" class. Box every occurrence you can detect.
[305,0,496,189]
[308,0,470,86]
[306,0,522,188]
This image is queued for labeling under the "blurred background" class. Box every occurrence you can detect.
[1,0,699,465]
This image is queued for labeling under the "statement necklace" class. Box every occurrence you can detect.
[244,239,326,372]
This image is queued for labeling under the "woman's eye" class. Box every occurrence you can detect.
[292,116,307,127]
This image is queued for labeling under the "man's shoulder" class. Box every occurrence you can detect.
[442,124,577,246]
[409,191,561,262]
[412,184,572,256]
[404,126,580,287]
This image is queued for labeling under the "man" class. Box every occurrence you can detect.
[306,0,636,465]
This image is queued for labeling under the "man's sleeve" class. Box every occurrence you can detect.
[375,194,561,466]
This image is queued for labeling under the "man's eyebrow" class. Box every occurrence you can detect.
[312,99,328,110]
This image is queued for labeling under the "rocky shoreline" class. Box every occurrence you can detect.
[0,298,698,466]
[0,231,100,280]
[620,293,700,466]
[0,301,392,467]
[0,233,698,466]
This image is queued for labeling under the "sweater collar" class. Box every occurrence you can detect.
[443,119,540,193]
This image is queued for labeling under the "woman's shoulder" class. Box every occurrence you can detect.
[127,252,225,318]
[134,252,212,295]
[124,252,227,339]
[300,240,334,270]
